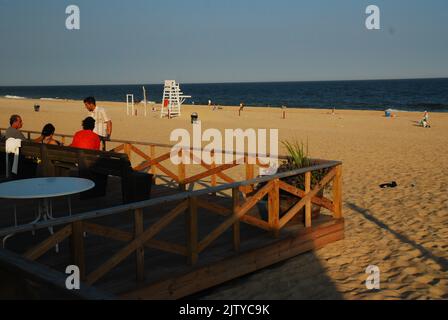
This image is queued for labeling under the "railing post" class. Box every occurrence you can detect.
[134,208,145,281]
[71,221,86,281]
[124,143,131,158]
[333,165,343,219]
[211,149,217,188]
[150,145,156,181]
[268,179,280,237]
[27,132,31,140]
[245,158,255,194]
[305,171,312,228]
[178,148,186,191]
[232,187,241,251]
[186,197,198,265]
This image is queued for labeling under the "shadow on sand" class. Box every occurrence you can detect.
[192,249,345,300]
[347,202,447,272]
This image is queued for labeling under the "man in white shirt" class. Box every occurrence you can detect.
[83,96,112,151]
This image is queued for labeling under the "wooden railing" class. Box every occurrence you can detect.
[0,249,113,299]
[0,159,342,287]
[0,128,277,193]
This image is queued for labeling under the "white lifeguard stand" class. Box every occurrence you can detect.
[126,94,135,116]
[160,80,191,118]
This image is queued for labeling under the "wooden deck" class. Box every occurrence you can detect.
[0,175,343,299]
[0,131,344,300]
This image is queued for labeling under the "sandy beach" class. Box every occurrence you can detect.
[1,97,447,300]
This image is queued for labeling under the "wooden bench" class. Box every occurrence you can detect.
[0,137,40,181]
[0,139,153,204]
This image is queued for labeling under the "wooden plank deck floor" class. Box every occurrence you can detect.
[0,176,344,299]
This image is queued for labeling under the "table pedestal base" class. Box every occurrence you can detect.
[2,198,69,252]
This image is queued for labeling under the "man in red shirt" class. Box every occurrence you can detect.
[70,117,101,150]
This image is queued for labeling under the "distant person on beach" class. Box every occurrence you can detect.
[70,117,100,150]
[239,103,244,116]
[5,115,26,140]
[34,123,61,145]
[419,111,431,128]
[83,96,112,151]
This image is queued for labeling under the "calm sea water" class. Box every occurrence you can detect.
[1,78,447,112]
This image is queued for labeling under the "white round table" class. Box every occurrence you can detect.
[0,177,95,199]
[0,177,95,249]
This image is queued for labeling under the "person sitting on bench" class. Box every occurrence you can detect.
[34,123,62,145]
[70,117,101,150]
[5,114,26,140]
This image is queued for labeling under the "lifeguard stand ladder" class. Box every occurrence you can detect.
[160,80,191,118]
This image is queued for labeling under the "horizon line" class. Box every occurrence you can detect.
[1,76,447,87]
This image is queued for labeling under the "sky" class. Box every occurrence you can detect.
[0,0,447,85]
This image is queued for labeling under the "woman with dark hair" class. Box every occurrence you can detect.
[34,123,62,145]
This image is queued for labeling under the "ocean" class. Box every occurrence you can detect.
[1,78,447,112]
